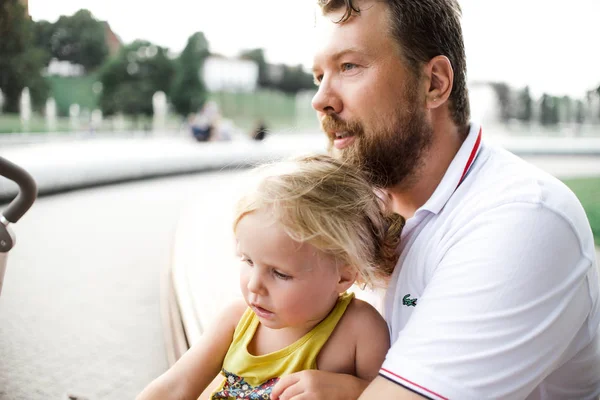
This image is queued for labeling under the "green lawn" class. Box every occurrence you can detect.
[0,114,74,134]
[208,90,318,132]
[46,74,100,116]
[563,177,600,246]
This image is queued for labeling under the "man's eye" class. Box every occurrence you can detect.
[313,74,323,86]
[273,270,292,280]
[341,63,357,71]
[240,255,253,266]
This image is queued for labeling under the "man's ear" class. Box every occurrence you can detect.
[336,265,358,293]
[423,55,454,109]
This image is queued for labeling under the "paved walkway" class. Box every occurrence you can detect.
[0,173,225,400]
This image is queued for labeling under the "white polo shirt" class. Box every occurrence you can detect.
[380,123,600,400]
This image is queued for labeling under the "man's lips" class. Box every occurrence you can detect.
[326,129,352,139]
[331,132,357,150]
[334,131,352,139]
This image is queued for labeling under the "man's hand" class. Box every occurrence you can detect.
[270,370,370,400]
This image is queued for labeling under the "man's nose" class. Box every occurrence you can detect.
[311,78,342,115]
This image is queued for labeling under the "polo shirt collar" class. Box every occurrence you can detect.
[418,122,483,215]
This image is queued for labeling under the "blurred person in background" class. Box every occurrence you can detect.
[212,118,236,142]
[251,119,269,141]
[191,101,221,142]
[273,0,600,399]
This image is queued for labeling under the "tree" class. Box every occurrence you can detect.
[560,95,573,123]
[0,0,49,113]
[170,32,210,116]
[575,100,585,124]
[240,48,269,88]
[49,9,108,71]
[99,40,175,116]
[540,94,559,126]
[277,64,315,94]
[490,82,513,123]
[32,19,54,66]
[596,85,600,120]
[516,86,532,123]
[239,48,315,94]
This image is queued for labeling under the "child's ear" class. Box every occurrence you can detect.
[336,265,358,293]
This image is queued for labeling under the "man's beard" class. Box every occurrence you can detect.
[322,88,433,189]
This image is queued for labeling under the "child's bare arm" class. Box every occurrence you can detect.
[351,300,390,381]
[136,299,247,400]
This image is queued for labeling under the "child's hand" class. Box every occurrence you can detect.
[270,370,369,400]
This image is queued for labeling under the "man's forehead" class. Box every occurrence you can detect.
[311,1,388,65]
[311,6,360,58]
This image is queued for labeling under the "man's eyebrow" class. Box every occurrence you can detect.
[312,48,367,73]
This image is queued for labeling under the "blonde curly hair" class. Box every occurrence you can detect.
[233,154,404,288]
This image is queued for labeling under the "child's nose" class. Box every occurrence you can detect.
[247,271,266,295]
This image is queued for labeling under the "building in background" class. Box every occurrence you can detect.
[468,82,502,126]
[44,59,85,77]
[202,56,258,93]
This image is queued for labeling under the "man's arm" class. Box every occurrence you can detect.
[359,377,428,399]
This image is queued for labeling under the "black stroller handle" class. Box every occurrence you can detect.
[0,157,37,223]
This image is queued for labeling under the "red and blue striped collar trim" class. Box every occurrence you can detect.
[456,126,482,189]
[418,123,484,215]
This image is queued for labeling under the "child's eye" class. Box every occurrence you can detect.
[273,270,292,280]
[240,255,253,266]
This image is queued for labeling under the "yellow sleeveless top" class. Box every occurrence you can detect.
[211,292,355,400]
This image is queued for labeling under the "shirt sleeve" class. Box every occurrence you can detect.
[380,202,595,400]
